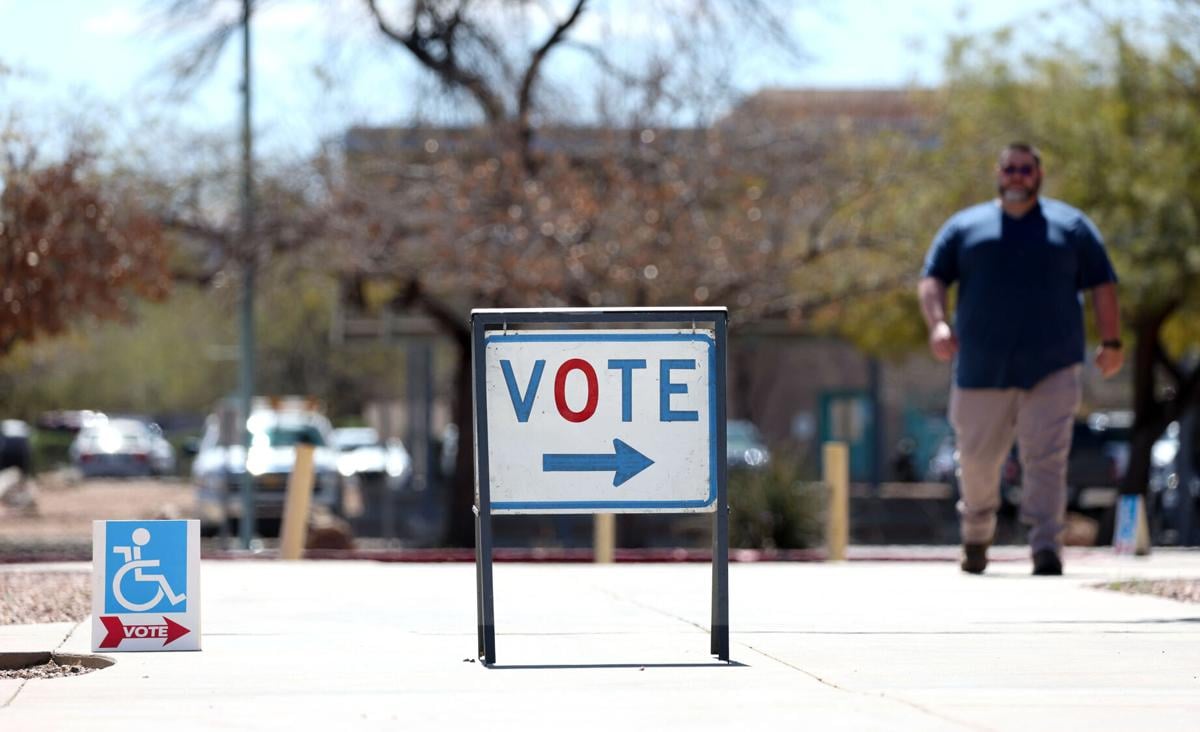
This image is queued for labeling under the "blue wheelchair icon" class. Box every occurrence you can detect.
[105,523,187,614]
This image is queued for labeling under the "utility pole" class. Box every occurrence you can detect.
[237,0,257,550]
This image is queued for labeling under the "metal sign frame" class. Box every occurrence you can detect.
[471,307,729,665]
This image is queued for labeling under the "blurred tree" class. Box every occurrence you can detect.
[0,147,170,357]
[156,1,925,546]
[0,267,409,423]
[331,1,936,547]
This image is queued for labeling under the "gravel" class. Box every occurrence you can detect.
[0,658,93,680]
[0,570,110,681]
[1099,578,1200,604]
[0,570,91,625]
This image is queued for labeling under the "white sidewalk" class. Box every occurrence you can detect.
[3,550,1199,730]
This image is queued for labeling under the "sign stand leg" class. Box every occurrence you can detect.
[711,505,729,660]
[711,316,730,661]
[475,507,496,665]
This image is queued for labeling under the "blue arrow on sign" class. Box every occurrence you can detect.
[542,439,654,487]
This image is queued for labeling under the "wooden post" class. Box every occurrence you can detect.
[823,442,849,561]
[279,443,316,560]
[593,514,615,563]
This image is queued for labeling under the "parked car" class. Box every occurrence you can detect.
[1149,411,1200,546]
[69,415,176,478]
[192,399,344,535]
[331,427,413,490]
[0,419,32,473]
[1064,412,1132,512]
[727,419,770,470]
[925,434,958,486]
[332,427,415,537]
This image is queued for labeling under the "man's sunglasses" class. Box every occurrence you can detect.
[1001,164,1037,176]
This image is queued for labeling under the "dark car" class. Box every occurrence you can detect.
[0,419,32,474]
[1064,412,1131,511]
[727,419,770,470]
[1149,412,1200,546]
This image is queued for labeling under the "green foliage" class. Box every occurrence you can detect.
[813,289,929,360]
[0,262,411,422]
[29,428,74,473]
[728,454,825,550]
[0,285,235,418]
[789,125,956,359]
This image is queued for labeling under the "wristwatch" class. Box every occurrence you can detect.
[1101,338,1123,350]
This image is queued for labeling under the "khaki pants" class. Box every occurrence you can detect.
[949,365,1081,553]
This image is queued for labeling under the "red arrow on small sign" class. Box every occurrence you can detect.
[99,616,190,649]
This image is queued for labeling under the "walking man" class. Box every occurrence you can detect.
[918,142,1123,575]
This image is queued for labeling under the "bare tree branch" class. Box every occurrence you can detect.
[365,0,508,123]
[517,0,588,132]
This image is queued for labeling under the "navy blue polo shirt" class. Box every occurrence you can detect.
[922,198,1117,389]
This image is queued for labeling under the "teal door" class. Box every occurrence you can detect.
[819,390,876,482]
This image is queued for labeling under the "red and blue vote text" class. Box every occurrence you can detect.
[500,358,699,424]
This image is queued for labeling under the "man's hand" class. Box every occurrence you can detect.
[929,321,958,362]
[1094,345,1124,379]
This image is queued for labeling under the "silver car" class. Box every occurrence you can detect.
[70,416,176,478]
[332,427,413,490]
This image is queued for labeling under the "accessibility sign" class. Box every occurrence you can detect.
[92,520,200,652]
[483,330,716,513]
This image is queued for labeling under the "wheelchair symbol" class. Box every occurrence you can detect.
[111,527,187,612]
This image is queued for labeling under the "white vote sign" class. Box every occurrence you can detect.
[483,329,716,513]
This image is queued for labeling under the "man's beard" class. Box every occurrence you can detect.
[998,179,1040,203]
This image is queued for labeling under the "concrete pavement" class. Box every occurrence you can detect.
[3,548,1199,730]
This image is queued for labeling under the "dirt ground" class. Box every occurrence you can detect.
[0,472,194,628]
[1100,578,1200,604]
[0,471,195,546]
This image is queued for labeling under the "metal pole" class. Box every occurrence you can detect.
[406,339,433,540]
[472,316,496,664]
[711,313,729,661]
[237,0,257,550]
[869,357,883,489]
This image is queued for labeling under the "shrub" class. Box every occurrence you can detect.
[728,453,825,549]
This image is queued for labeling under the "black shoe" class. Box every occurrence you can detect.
[961,543,988,574]
[1032,549,1063,576]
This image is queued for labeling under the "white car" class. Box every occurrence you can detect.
[70,416,176,478]
[192,402,343,534]
[331,427,413,490]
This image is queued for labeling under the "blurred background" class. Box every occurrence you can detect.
[1,0,1198,557]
